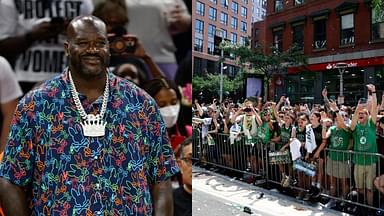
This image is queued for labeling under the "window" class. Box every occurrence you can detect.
[210,0,217,4]
[340,14,354,45]
[209,7,217,21]
[241,21,247,33]
[208,24,216,37]
[194,38,203,52]
[313,19,326,49]
[231,17,238,29]
[292,25,304,51]
[372,8,384,41]
[243,0,248,4]
[275,0,283,12]
[220,12,228,25]
[231,32,237,44]
[196,1,205,16]
[294,0,304,5]
[240,36,247,45]
[241,6,247,18]
[221,29,227,38]
[207,41,215,54]
[231,1,238,14]
[273,30,283,52]
[195,19,204,34]
[221,0,228,8]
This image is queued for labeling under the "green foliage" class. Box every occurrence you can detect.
[372,0,383,23]
[192,73,243,98]
[221,41,307,79]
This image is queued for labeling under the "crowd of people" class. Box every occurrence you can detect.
[0,0,192,215]
[192,86,384,214]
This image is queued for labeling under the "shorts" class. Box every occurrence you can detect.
[325,156,351,179]
[354,164,376,190]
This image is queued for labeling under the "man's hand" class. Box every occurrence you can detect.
[367,84,376,93]
[375,175,384,195]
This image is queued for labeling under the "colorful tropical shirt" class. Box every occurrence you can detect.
[0,71,179,215]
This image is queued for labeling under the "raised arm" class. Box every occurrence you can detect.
[351,103,363,131]
[367,84,378,124]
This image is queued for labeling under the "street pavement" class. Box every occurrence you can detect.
[193,166,348,216]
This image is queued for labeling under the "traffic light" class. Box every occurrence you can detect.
[213,35,222,56]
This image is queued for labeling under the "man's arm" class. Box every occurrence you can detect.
[350,104,361,131]
[0,99,18,157]
[151,179,173,216]
[367,84,378,124]
[0,178,30,216]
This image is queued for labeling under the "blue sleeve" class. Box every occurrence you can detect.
[0,94,36,187]
[144,97,179,184]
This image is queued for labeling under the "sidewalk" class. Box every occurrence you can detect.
[193,166,348,216]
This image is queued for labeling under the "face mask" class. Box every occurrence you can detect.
[159,103,180,128]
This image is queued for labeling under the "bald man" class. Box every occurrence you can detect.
[0,16,178,216]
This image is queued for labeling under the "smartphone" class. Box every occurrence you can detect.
[243,107,252,113]
[123,35,137,53]
[359,97,367,104]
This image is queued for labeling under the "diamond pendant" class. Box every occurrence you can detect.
[80,114,107,137]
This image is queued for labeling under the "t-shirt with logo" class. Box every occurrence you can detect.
[257,122,271,145]
[0,0,94,82]
[352,118,377,165]
[329,126,351,161]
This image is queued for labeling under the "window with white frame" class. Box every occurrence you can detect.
[231,17,238,29]
[207,41,215,54]
[209,7,217,20]
[210,0,217,4]
[220,12,228,25]
[372,8,384,40]
[273,30,283,52]
[208,24,216,37]
[340,13,354,45]
[194,38,203,52]
[294,0,304,5]
[241,21,247,33]
[241,6,247,18]
[221,0,228,8]
[275,0,283,12]
[231,1,238,14]
[195,19,204,34]
[240,36,247,45]
[196,1,205,16]
[231,32,237,44]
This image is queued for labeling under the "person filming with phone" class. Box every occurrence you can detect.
[350,84,378,207]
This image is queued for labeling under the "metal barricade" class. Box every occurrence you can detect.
[191,131,384,212]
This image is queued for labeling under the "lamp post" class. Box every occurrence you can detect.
[334,62,348,104]
[216,29,225,102]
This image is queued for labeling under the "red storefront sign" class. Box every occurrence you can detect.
[288,56,384,74]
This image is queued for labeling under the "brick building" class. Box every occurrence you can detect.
[192,0,253,78]
[255,0,384,105]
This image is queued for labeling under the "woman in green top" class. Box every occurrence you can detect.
[273,104,296,187]
[323,101,352,208]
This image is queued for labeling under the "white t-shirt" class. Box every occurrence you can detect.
[0,0,94,82]
[125,0,189,63]
[0,56,23,103]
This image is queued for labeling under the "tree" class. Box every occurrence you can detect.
[221,40,307,99]
[192,73,243,102]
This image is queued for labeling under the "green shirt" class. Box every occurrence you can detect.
[257,122,271,144]
[352,118,377,165]
[328,126,351,161]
